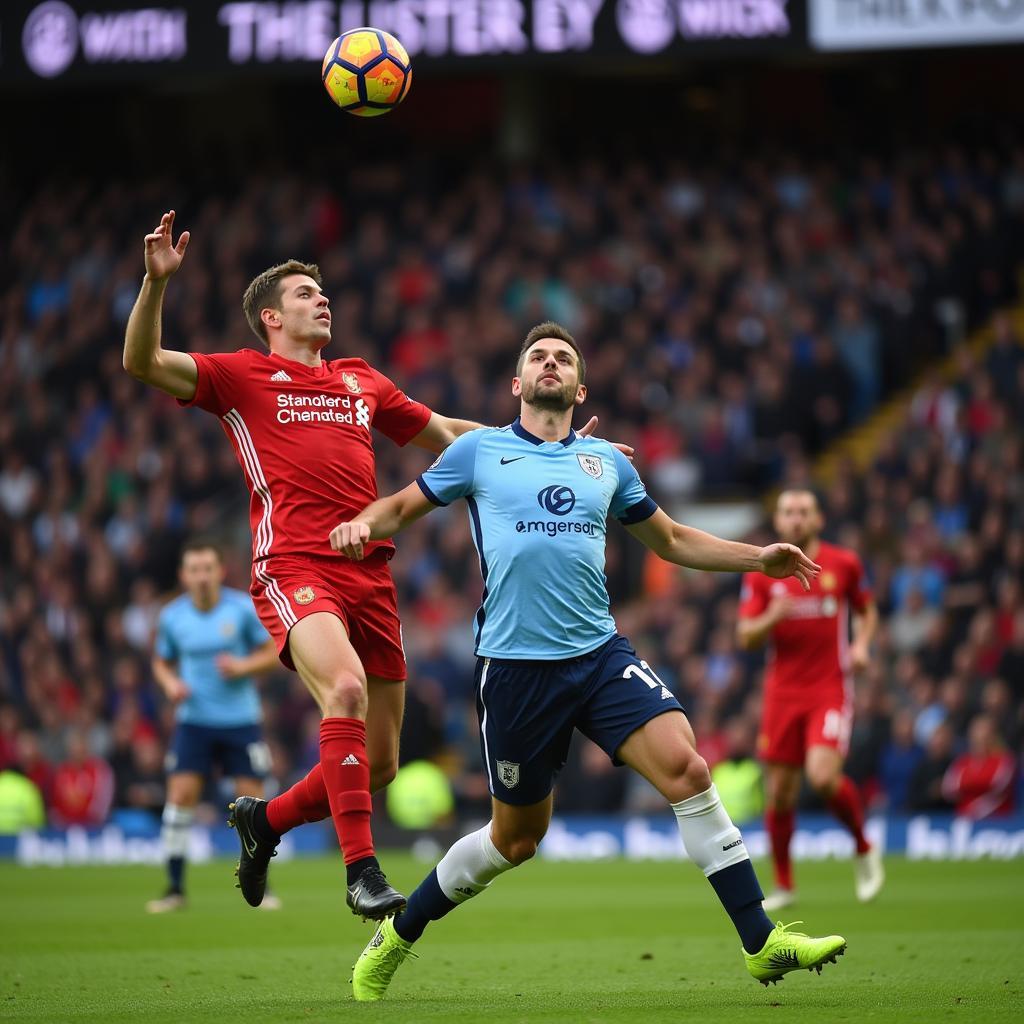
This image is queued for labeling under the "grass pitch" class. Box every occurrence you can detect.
[2,854,1020,1023]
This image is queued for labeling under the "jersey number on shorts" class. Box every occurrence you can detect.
[623,660,674,701]
[247,741,273,775]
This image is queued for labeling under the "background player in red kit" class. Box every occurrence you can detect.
[122,210,494,921]
[737,489,884,910]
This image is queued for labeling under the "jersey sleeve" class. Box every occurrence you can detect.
[176,350,253,417]
[738,572,769,619]
[416,430,483,507]
[847,552,872,612]
[367,366,433,446]
[609,447,658,524]
[154,608,178,660]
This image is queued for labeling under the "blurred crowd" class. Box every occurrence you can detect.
[1,141,1022,832]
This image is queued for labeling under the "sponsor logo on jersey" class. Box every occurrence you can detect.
[537,485,576,516]
[270,369,292,382]
[275,392,370,432]
[576,453,603,479]
[341,372,362,394]
[496,760,520,789]
[293,586,316,605]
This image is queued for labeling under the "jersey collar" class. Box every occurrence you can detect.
[510,416,577,447]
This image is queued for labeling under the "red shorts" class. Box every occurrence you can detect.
[758,693,852,767]
[250,551,406,681]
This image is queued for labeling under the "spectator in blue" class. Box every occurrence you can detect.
[879,709,925,811]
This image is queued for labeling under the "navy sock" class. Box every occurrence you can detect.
[346,855,380,886]
[707,861,773,954]
[168,856,185,895]
[393,869,457,943]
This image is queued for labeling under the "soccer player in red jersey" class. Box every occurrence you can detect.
[123,211,506,920]
[737,489,883,909]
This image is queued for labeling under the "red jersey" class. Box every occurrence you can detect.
[739,541,871,699]
[50,758,114,827]
[942,752,1016,818]
[180,349,432,563]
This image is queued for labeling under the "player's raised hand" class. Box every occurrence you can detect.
[757,542,821,591]
[144,210,190,282]
[578,415,635,461]
[329,521,371,560]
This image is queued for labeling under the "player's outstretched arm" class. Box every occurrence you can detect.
[123,210,198,401]
[329,482,435,560]
[625,509,821,589]
[409,413,485,453]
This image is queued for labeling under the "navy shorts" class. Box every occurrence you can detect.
[474,634,685,806]
[166,723,271,779]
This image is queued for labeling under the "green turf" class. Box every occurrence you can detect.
[1,854,1021,1023]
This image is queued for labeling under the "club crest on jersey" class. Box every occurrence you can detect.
[496,760,520,790]
[820,571,836,591]
[220,621,236,638]
[341,372,362,394]
[293,586,316,605]
[576,453,603,479]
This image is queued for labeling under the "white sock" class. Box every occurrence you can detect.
[161,804,193,859]
[435,822,513,905]
[671,784,750,877]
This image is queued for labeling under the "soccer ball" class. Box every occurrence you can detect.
[321,28,412,118]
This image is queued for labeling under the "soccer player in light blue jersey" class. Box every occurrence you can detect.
[331,323,847,999]
[145,539,280,913]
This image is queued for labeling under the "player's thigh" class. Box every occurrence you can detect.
[366,675,405,791]
[805,743,844,796]
[476,657,576,807]
[615,710,709,803]
[166,772,204,807]
[288,611,367,715]
[764,761,802,810]
[166,723,214,782]
[490,792,554,864]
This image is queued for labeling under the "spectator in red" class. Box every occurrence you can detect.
[49,729,114,827]
[941,713,1017,819]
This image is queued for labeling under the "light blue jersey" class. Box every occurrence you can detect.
[417,417,657,659]
[154,587,269,727]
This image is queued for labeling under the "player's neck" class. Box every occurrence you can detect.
[801,537,821,559]
[518,406,574,443]
[190,588,220,612]
[269,337,324,368]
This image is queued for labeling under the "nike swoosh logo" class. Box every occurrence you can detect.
[242,833,258,857]
[500,457,525,465]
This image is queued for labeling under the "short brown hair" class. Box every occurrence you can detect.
[180,537,222,564]
[516,321,586,384]
[242,260,322,346]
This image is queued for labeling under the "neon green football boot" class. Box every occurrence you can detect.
[351,916,419,1001]
[744,921,846,986]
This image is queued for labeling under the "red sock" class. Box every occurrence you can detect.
[765,808,795,891]
[828,775,871,854]
[319,717,375,865]
[266,763,332,835]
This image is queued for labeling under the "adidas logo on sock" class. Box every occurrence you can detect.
[270,369,292,382]
[341,754,360,766]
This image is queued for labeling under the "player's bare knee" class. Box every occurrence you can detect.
[321,672,367,718]
[660,750,711,803]
[500,836,539,866]
[807,768,838,797]
[369,758,398,792]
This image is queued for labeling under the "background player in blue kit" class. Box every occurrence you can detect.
[329,322,847,1001]
[146,539,280,913]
